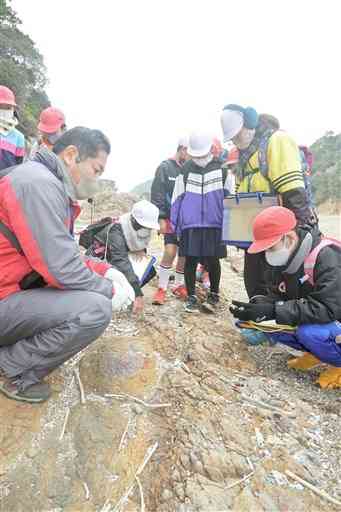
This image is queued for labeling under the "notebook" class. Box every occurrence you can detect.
[128,253,156,285]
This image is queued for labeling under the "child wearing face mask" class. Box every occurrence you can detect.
[30,107,67,159]
[264,234,294,267]
[220,104,318,301]
[171,132,230,314]
[230,206,341,390]
[84,200,160,315]
[0,86,25,171]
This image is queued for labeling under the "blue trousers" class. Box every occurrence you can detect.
[269,322,341,367]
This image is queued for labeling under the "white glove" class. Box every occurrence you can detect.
[105,268,135,311]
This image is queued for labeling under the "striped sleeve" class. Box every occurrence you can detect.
[170,173,185,234]
[267,132,304,194]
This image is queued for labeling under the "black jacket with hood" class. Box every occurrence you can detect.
[150,159,182,219]
[86,223,143,297]
[263,226,341,325]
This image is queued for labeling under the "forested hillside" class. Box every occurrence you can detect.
[310,131,341,208]
[0,0,50,136]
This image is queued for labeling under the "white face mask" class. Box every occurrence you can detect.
[137,227,151,238]
[233,128,255,150]
[265,236,292,267]
[0,109,14,122]
[0,109,17,135]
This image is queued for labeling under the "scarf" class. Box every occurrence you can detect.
[120,212,151,251]
[284,232,313,275]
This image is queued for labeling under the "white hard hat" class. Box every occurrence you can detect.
[131,200,160,229]
[177,136,189,148]
[187,132,213,157]
[221,109,244,142]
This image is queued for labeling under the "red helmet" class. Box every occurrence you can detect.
[38,107,65,134]
[248,206,297,254]
[0,86,17,107]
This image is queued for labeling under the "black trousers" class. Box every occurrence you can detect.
[185,256,221,296]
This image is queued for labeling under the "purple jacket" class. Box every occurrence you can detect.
[171,159,229,235]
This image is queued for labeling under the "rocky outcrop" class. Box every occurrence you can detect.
[1,245,341,511]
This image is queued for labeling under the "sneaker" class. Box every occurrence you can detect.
[207,292,219,305]
[172,285,188,300]
[184,295,200,313]
[152,288,167,305]
[0,376,51,403]
[202,292,219,313]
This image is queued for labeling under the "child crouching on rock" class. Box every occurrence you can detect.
[230,206,341,389]
[81,200,159,315]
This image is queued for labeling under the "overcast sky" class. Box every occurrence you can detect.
[12,0,341,191]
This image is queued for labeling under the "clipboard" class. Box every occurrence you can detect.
[222,192,279,248]
[236,320,296,333]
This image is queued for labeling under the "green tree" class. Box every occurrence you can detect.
[0,0,50,136]
[310,132,341,207]
[329,164,341,202]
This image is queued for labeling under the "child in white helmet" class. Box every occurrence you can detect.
[83,200,159,315]
[171,131,230,313]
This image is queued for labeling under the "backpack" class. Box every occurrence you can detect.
[78,217,113,249]
[298,145,314,206]
[302,237,341,286]
[0,219,46,289]
[257,136,314,207]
